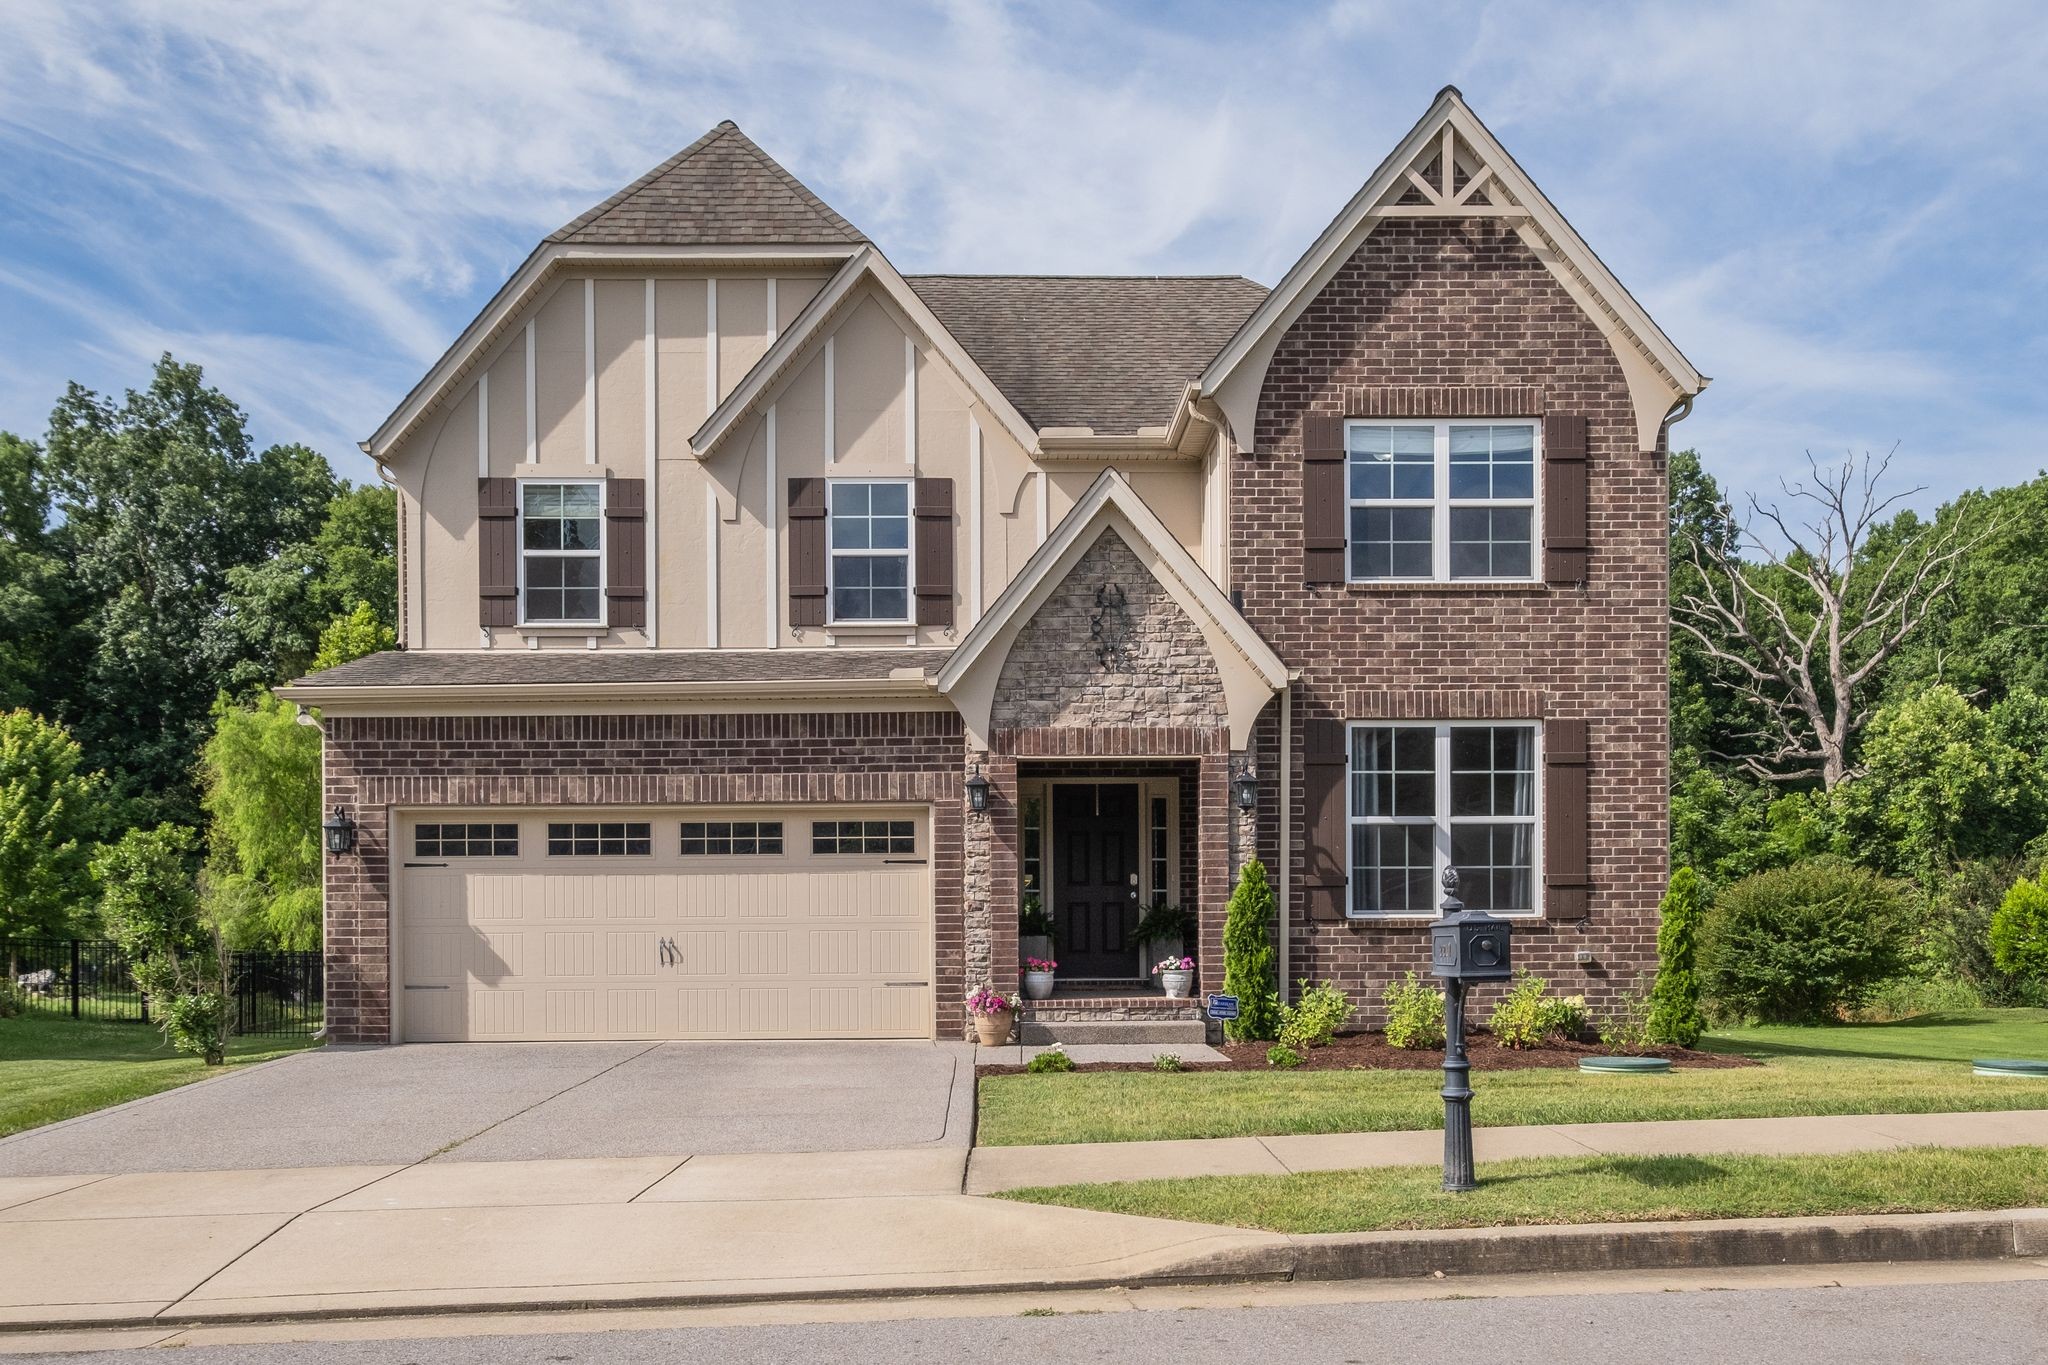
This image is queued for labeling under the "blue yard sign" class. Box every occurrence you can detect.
[1205,993,1240,1021]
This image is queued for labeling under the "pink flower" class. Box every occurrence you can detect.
[1024,958,1057,973]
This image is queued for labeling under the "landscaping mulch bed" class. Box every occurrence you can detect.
[981,1031,1755,1075]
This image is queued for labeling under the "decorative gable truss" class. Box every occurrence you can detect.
[1202,87,1708,456]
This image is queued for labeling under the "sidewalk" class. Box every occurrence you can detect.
[1,1109,2043,1332]
[966,1108,2048,1193]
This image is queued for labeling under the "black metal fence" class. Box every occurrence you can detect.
[3,938,323,1038]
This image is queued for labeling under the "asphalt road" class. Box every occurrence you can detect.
[18,1279,2048,1364]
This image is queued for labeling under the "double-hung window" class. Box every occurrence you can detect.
[1348,722,1539,917]
[520,481,604,624]
[828,480,911,622]
[1347,422,1536,581]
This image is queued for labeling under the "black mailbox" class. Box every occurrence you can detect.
[1428,874,1513,981]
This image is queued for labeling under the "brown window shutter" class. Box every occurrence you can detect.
[1302,415,1348,584]
[913,477,954,628]
[1543,413,1589,585]
[604,477,646,628]
[1303,718,1351,921]
[787,477,827,627]
[1544,717,1591,920]
[478,477,517,627]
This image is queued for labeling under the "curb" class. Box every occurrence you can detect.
[4,1207,2044,1334]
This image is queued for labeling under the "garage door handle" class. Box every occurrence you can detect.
[884,981,928,988]
[883,858,926,865]
[403,862,449,869]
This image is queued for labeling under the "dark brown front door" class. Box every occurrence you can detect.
[1053,783,1141,978]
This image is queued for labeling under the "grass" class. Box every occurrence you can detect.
[0,1013,318,1138]
[976,1009,2048,1147]
[996,1146,2048,1234]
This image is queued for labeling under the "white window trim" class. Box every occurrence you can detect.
[1344,419,1541,584]
[516,477,608,628]
[825,476,915,626]
[1344,719,1543,919]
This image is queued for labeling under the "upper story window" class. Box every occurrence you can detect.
[521,481,604,624]
[1347,422,1536,582]
[1348,722,1538,917]
[828,479,911,623]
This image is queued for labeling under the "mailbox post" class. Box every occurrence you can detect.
[1428,868,1512,1193]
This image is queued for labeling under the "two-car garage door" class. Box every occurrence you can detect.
[396,808,932,1042]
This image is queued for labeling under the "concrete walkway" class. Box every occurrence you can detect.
[965,1108,2048,1193]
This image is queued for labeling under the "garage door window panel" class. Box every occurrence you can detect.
[681,821,785,855]
[414,823,519,858]
[812,819,916,855]
[547,821,652,856]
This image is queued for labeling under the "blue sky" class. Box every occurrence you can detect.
[3,0,2045,516]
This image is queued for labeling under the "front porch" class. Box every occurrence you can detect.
[1017,981,1208,1046]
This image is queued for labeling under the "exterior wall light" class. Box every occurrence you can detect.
[323,806,358,856]
[1232,767,1258,811]
[965,764,991,815]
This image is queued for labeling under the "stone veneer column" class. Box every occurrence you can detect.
[1228,750,1260,875]
[961,748,1020,1036]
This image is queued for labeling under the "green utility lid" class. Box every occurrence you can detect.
[1972,1059,2048,1078]
[1579,1056,1673,1074]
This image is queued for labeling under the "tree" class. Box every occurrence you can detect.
[215,483,397,690]
[96,825,233,1064]
[1220,857,1281,1042]
[0,434,77,715]
[0,709,108,943]
[199,692,323,949]
[1882,473,2048,704]
[311,601,396,673]
[1673,450,1992,788]
[1646,867,1706,1046]
[44,355,339,824]
[1990,877,2048,984]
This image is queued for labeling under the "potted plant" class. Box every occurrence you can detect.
[966,985,1018,1046]
[1133,902,1194,963]
[1022,956,1057,1000]
[1018,891,1055,966]
[1153,954,1195,999]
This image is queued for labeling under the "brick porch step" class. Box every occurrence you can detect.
[1018,992,1210,1046]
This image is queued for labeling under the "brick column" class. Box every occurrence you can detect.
[1196,751,1232,997]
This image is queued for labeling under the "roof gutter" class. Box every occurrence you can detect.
[274,673,942,713]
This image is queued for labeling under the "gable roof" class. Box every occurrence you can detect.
[548,121,865,247]
[1200,87,1706,453]
[906,275,1268,435]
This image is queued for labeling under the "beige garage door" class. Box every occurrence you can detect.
[396,808,932,1041]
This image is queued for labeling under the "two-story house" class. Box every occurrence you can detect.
[280,88,1705,1045]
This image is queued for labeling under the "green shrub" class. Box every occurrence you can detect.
[1850,974,1987,1022]
[1487,974,1588,1048]
[0,978,24,1019]
[1918,860,2048,1007]
[1278,979,1353,1051]
[1598,981,1654,1050]
[1018,893,1054,941]
[1025,1046,1076,1074]
[1221,858,1281,1042]
[1991,877,2048,982]
[1700,858,1910,1024]
[1265,1043,1302,1069]
[1152,1053,1184,1073]
[1647,867,1707,1047]
[1382,972,1445,1049]
[96,825,232,1064]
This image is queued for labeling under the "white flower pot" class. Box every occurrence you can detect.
[1022,970,1056,1000]
[1159,969,1194,1000]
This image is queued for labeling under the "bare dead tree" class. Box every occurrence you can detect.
[1673,448,1993,789]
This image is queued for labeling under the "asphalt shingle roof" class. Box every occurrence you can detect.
[293,649,948,689]
[905,275,1270,434]
[548,122,866,247]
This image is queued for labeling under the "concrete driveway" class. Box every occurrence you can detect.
[0,1041,976,1176]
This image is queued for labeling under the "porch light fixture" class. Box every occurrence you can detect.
[1232,767,1259,811]
[322,806,358,857]
[965,764,991,815]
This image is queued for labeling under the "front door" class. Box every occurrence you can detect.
[1053,783,1141,979]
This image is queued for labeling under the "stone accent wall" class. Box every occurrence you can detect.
[1242,217,1669,1019]
[322,711,967,1044]
[991,528,1225,732]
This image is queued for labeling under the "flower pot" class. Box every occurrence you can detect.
[1022,970,1056,1000]
[974,1009,1014,1046]
[1159,969,1194,1000]
[1019,934,1054,965]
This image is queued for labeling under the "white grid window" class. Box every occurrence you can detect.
[828,480,911,622]
[1347,422,1536,582]
[521,481,604,623]
[1348,722,1539,917]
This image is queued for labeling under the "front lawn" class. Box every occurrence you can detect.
[976,1010,2048,1147]
[996,1146,2048,1233]
[0,1014,318,1138]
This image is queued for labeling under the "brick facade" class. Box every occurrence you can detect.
[1239,218,1669,1019]
[322,711,968,1043]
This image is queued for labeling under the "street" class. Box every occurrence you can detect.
[11,1267,2046,1363]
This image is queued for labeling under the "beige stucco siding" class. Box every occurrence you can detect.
[1049,465,1202,562]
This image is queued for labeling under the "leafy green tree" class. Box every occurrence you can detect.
[1646,867,1707,1046]
[0,709,108,943]
[1700,859,1909,1024]
[216,483,397,689]
[0,434,77,715]
[311,601,397,673]
[1882,473,2048,704]
[1221,857,1280,1041]
[96,824,232,1064]
[1990,877,2048,984]
[44,355,339,824]
[199,692,322,949]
